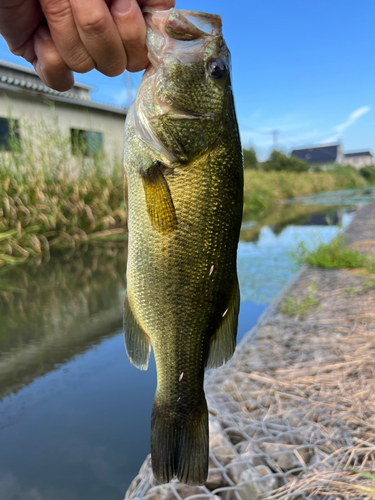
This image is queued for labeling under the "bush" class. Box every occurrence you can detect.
[359,166,375,183]
[327,165,366,188]
[328,164,358,175]
[262,150,309,173]
[243,146,258,170]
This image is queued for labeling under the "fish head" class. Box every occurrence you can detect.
[137,8,234,163]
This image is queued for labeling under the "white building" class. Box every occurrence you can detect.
[344,151,373,169]
[0,60,126,161]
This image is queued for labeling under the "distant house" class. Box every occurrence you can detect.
[291,144,344,167]
[0,59,126,160]
[343,151,373,169]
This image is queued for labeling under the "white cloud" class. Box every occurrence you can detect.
[335,106,370,133]
[321,135,339,144]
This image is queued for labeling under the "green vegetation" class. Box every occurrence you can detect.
[263,149,309,172]
[295,237,375,272]
[360,165,375,183]
[280,281,319,317]
[242,146,258,170]
[345,276,375,294]
[0,120,125,267]
[242,169,367,220]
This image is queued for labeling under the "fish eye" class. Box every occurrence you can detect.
[207,58,227,78]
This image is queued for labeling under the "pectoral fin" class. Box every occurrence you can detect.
[141,162,177,234]
[124,293,151,370]
[206,277,240,369]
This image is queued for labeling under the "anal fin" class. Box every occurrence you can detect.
[124,293,151,370]
[206,276,240,369]
[141,162,177,234]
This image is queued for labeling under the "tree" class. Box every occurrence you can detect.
[263,150,309,173]
[243,146,258,170]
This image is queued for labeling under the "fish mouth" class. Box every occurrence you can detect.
[143,8,222,39]
[143,8,223,69]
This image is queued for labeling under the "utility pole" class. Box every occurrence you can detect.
[272,129,279,150]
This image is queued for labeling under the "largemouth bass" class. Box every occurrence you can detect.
[123,8,243,486]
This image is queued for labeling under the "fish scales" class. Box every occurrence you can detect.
[123,8,243,486]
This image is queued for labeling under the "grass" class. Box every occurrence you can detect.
[242,169,367,220]
[280,281,319,317]
[294,236,375,272]
[0,120,126,267]
[345,276,375,295]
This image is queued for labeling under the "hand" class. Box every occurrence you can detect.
[0,0,175,92]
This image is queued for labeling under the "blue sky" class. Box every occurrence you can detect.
[1,0,374,159]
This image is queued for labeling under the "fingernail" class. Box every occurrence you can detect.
[37,25,52,41]
[112,0,133,15]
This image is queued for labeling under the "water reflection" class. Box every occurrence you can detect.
[240,204,348,243]
[0,250,126,400]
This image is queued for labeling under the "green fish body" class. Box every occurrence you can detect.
[123,8,243,486]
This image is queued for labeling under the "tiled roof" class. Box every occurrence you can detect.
[0,74,86,99]
[0,59,127,116]
[0,59,94,90]
[291,145,339,164]
[344,151,372,158]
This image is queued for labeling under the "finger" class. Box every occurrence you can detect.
[70,0,127,76]
[137,0,175,9]
[40,0,95,73]
[0,0,42,57]
[110,0,148,73]
[33,25,74,91]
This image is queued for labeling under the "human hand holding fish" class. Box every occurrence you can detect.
[0,0,175,91]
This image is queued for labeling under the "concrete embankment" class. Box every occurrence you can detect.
[126,202,375,500]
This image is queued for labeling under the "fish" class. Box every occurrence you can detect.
[123,7,243,486]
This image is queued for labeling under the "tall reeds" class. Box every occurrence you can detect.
[0,120,126,266]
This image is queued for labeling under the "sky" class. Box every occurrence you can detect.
[0,0,375,160]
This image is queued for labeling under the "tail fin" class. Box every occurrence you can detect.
[151,397,209,485]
